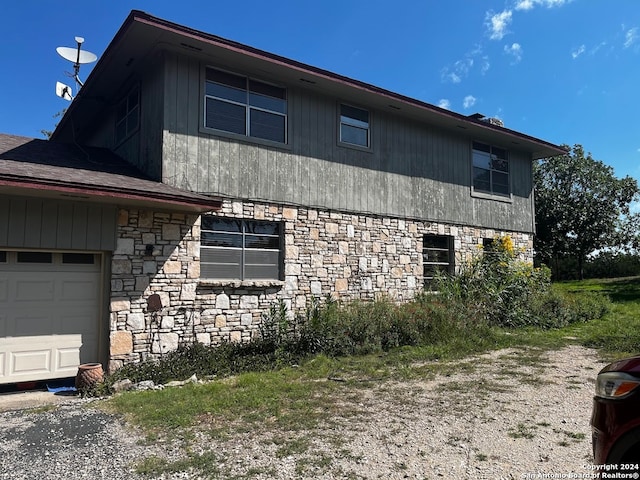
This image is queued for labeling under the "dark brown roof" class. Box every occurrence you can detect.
[0,134,221,211]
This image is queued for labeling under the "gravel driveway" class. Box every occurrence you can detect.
[0,345,606,479]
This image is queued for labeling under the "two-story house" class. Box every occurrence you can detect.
[0,10,565,384]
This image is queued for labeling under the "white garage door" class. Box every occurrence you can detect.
[0,251,102,384]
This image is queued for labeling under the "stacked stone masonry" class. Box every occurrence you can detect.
[108,201,533,370]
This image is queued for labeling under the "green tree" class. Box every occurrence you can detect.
[41,108,67,139]
[534,144,639,279]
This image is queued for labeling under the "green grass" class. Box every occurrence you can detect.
[100,276,640,478]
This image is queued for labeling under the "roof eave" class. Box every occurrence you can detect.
[0,177,222,213]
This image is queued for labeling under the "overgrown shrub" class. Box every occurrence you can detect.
[434,235,553,327]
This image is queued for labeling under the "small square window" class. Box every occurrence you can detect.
[340,104,370,148]
[472,141,510,196]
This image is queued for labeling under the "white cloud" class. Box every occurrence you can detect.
[463,95,477,109]
[515,0,534,10]
[516,0,568,9]
[624,27,638,48]
[486,10,513,40]
[441,71,461,84]
[590,41,608,55]
[571,44,586,59]
[438,99,451,110]
[504,43,523,63]
[480,56,491,74]
[441,49,482,83]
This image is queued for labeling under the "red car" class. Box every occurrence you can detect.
[591,356,640,464]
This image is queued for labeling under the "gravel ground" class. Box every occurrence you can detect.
[0,345,607,479]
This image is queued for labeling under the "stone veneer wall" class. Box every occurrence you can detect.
[108,201,533,371]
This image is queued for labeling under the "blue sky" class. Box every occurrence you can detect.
[1,1,639,190]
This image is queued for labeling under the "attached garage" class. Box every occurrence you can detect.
[0,134,222,377]
[0,251,103,384]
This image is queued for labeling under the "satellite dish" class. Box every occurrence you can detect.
[55,81,73,101]
[56,46,97,65]
[55,36,97,90]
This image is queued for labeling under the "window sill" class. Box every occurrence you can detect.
[337,140,373,153]
[471,189,513,204]
[199,126,292,151]
[199,279,285,288]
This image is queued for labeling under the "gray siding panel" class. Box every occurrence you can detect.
[0,197,116,251]
[162,56,536,233]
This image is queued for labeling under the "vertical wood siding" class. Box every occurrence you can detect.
[0,196,116,251]
[160,52,535,233]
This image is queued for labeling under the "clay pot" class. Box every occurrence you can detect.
[75,363,104,391]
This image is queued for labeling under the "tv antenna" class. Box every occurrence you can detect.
[55,36,97,101]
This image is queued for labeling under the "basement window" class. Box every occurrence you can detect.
[423,235,454,288]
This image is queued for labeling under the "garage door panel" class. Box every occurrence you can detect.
[61,278,99,301]
[15,280,55,301]
[12,349,51,375]
[58,346,82,370]
[62,315,96,335]
[11,315,57,337]
[0,352,5,379]
[0,279,6,302]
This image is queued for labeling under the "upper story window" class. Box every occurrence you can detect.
[472,141,509,196]
[200,216,283,281]
[115,86,140,145]
[204,68,287,144]
[340,104,370,148]
[423,235,454,288]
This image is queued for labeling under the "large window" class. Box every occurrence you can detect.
[340,104,370,148]
[115,86,140,145]
[200,217,283,280]
[423,235,454,288]
[472,141,509,196]
[204,68,287,144]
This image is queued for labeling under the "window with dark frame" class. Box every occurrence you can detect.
[204,68,287,144]
[16,252,53,263]
[0,251,6,263]
[200,217,283,281]
[340,104,370,148]
[423,235,454,288]
[115,86,140,145]
[472,141,509,196]
[62,253,95,264]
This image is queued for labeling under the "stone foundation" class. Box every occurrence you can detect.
[108,200,533,370]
